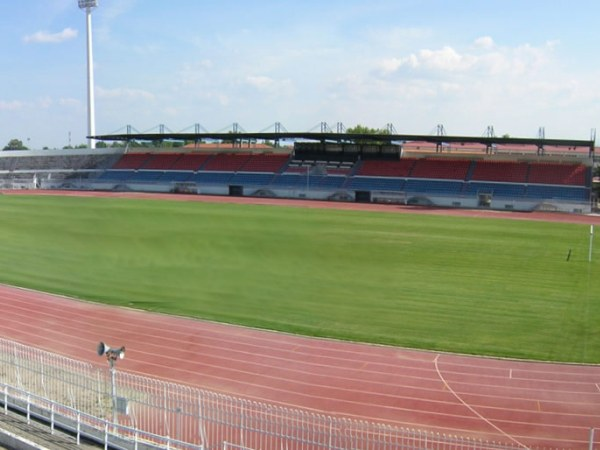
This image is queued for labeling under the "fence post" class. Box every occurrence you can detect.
[26,394,31,425]
[96,369,102,413]
[328,416,333,450]
[164,383,169,438]
[77,412,81,445]
[198,393,208,447]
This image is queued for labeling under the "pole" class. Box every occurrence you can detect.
[589,225,594,263]
[85,6,96,149]
[589,427,595,450]
[109,359,116,425]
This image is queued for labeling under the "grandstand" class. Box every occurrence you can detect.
[0,131,595,214]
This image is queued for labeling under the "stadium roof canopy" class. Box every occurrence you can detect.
[92,131,595,154]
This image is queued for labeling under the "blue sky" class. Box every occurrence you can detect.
[1,0,599,149]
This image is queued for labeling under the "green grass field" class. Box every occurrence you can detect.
[0,194,598,363]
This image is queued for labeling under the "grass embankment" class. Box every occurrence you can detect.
[0,195,597,363]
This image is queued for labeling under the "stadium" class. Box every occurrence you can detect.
[1,1,599,449]
[0,131,599,449]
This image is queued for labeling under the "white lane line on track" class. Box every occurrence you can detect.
[4,286,600,398]
[2,290,442,369]
[5,290,600,418]
[7,288,600,412]
[5,286,599,379]
[7,292,588,386]
[8,288,598,389]
[434,354,529,449]
[4,289,434,366]
[0,308,444,390]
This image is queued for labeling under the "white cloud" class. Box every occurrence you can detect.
[38,97,52,109]
[23,27,78,44]
[474,36,494,49]
[316,36,597,137]
[419,46,477,72]
[376,39,558,80]
[0,98,55,111]
[0,100,25,111]
[58,98,81,108]
[378,46,478,76]
[245,75,293,96]
[246,75,275,90]
[378,58,404,75]
[96,86,155,101]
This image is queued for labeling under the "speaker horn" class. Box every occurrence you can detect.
[97,342,125,360]
[112,346,126,359]
[97,341,108,356]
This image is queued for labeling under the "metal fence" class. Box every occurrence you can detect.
[0,337,521,450]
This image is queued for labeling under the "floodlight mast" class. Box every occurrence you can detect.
[78,0,98,149]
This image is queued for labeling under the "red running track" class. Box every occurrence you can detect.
[0,285,599,449]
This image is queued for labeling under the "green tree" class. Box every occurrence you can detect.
[346,124,390,135]
[3,138,28,150]
[346,124,391,145]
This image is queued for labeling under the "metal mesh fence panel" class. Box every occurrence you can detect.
[0,337,521,450]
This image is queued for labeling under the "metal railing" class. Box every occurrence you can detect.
[1,383,199,450]
[0,337,522,449]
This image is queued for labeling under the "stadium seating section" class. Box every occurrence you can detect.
[87,152,595,203]
[409,158,472,180]
[470,161,528,183]
[112,153,151,170]
[0,149,591,206]
[357,159,416,177]
[527,162,587,185]
[170,154,210,171]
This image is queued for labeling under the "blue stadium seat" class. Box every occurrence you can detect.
[128,171,163,182]
[526,185,589,201]
[229,173,275,186]
[463,182,526,198]
[346,177,405,191]
[190,172,233,184]
[98,170,134,181]
[159,171,194,182]
[404,179,463,194]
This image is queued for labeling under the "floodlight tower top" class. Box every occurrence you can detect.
[78,0,98,10]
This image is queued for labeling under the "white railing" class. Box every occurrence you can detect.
[0,337,523,449]
[1,383,199,449]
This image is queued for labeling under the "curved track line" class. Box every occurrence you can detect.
[434,354,529,448]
